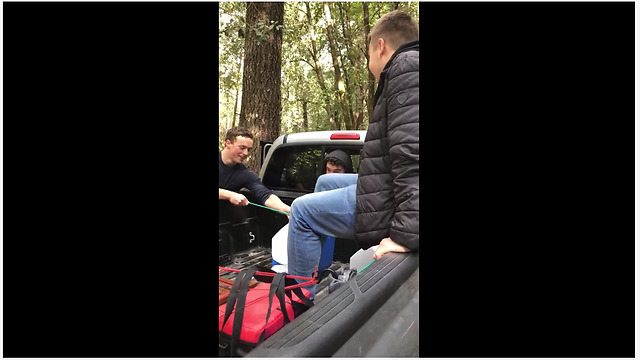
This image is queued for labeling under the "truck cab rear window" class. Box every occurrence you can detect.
[263,146,360,192]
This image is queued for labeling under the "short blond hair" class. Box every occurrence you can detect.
[369,10,419,51]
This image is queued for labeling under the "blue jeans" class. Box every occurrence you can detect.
[287,173,358,300]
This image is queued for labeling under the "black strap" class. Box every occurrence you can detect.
[230,270,254,354]
[274,273,291,324]
[222,267,257,355]
[259,272,289,342]
[222,270,247,329]
[289,286,314,308]
[284,276,314,308]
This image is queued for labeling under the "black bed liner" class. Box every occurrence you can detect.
[219,246,273,281]
[246,251,419,357]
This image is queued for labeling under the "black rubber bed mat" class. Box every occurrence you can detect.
[218,246,273,281]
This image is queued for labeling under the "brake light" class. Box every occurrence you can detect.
[330,133,360,140]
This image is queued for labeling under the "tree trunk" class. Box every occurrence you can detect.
[339,2,365,130]
[363,2,376,127]
[233,56,243,128]
[324,3,353,130]
[239,2,284,173]
[302,100,308,131]
[305,2,336,130]
[232,88,239,128]
[338,3,358,130]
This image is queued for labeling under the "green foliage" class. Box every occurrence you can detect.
[219,2,247,146]
[251,18,283,44]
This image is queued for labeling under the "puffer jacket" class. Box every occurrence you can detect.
[355,40,419,251]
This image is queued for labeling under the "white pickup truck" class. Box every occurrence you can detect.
[219,130,419,357]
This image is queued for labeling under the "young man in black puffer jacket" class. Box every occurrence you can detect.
[287,10,419,299]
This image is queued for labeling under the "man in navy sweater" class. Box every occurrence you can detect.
[219,127,290,214]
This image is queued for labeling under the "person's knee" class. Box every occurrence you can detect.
[314,174,333,192]
[290,197,300,215]
[290,197,307,220]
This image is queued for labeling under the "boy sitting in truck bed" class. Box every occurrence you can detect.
[324,149,353,175]
[286,10,419,300]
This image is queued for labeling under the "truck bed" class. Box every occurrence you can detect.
[219,244,419,357]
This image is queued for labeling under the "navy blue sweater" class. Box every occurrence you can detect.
[218,151,272,205]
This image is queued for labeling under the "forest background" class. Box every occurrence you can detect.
[219,1,419,172]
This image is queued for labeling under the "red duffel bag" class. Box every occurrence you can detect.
[218,265,315,356]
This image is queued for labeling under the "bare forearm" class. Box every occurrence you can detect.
[219,188,248,206]
[264,194,290,214]
[219,188,232,200]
